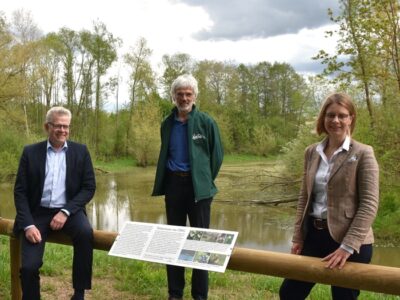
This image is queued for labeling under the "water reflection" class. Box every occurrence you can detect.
[1,165,399,267]
[87,169,168,232]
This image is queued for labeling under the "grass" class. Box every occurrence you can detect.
[222,153,274,164]
[0,236,399,300]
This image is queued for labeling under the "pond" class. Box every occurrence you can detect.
[1,161,399,267]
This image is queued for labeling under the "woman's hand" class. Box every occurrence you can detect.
[322,247,351,269]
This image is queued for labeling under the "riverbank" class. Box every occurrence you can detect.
[1,236,398,300]
[1,156,399,299]
[93,154,273,173]
[93,155,400,247]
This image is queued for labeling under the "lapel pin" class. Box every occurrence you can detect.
[348,155,358,162]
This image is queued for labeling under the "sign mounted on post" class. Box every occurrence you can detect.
[108,221,238,273]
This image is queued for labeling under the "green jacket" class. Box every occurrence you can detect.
[152,105,223,201]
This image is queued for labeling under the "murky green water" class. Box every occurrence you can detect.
[1,162,399,267]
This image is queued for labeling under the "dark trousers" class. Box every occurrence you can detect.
[279,220,373,300]
[20,207,93,300]
[165,173,212,300]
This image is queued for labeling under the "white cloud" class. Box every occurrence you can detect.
[1,0,338,109]
[153,24,338,74]
[2,0,335,71]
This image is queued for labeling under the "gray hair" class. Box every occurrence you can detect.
[170,74,198,101]
[46,106,72,123]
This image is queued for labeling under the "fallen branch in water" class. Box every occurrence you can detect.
[216,197,297,206]
[260,176,301,190]
[94,167,110,174]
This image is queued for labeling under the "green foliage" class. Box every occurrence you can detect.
[157,98,174,118]
[210,111,235,154]
[369,106,400,188]
[129,100,162,167]
[161,53,193,98]
[281,121,320,179]
[249,124,277,156]
[374,190,400,244]
[0,123,29,181]
[229,111,253,152]
[0,16,316,176]
[0,236,10,299]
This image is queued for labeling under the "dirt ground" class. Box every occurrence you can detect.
[41,275,150,300]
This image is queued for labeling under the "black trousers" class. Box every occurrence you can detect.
[165,173,212,300]
[20,207,93,300]
[279,220,373,300]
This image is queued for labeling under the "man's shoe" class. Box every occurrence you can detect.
[71,289,85,300]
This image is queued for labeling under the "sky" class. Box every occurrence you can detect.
[1,0,340,107]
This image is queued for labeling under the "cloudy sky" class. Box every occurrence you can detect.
[2,0,340,108]
[2,0,340,73]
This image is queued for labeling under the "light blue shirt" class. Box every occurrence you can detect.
[40,141,68,211]
[24,141,70,231]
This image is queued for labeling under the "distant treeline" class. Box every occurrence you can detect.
[0,2,400,199]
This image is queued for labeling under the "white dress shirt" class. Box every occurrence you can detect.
[311,136,354,254]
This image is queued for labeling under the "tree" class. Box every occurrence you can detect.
[235,64,258,114]
[84,21,120,154]
[372,0,400,103]
[123,37,155,154]
[313,0,379,127]
[5,10,43,137]
[194,60,236,109]
[160,53,193,98]
[130,100,161,167]
[0,14,25,106]
[55,28,80,108]
[35,34,64,111]
[10,9,42,43]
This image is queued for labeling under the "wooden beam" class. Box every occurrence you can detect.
[1,217,400,296]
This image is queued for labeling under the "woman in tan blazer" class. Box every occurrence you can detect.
[279,93,379,300]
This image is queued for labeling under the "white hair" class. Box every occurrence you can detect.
[46,106,72,123]
[170,74,198,101]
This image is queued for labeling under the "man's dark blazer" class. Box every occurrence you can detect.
[13,140,96,235]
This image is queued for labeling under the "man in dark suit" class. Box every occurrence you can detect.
[13,106,96,300]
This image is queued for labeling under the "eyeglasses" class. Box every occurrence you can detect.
[176,91,194,98]
[48,122,70,130]
[325,113,350,120]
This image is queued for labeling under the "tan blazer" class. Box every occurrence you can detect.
[292,139,379,252]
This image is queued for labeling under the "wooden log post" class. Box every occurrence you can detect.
[9,237,22,300]
[1,217,400,296]
[228,247,400,296]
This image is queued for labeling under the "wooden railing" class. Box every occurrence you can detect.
[1,217,400,299]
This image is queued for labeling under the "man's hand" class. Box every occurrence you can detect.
[291,242,303,255]
[25,226,42,244]
[322,247,351,269]
[50,211,68,231]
